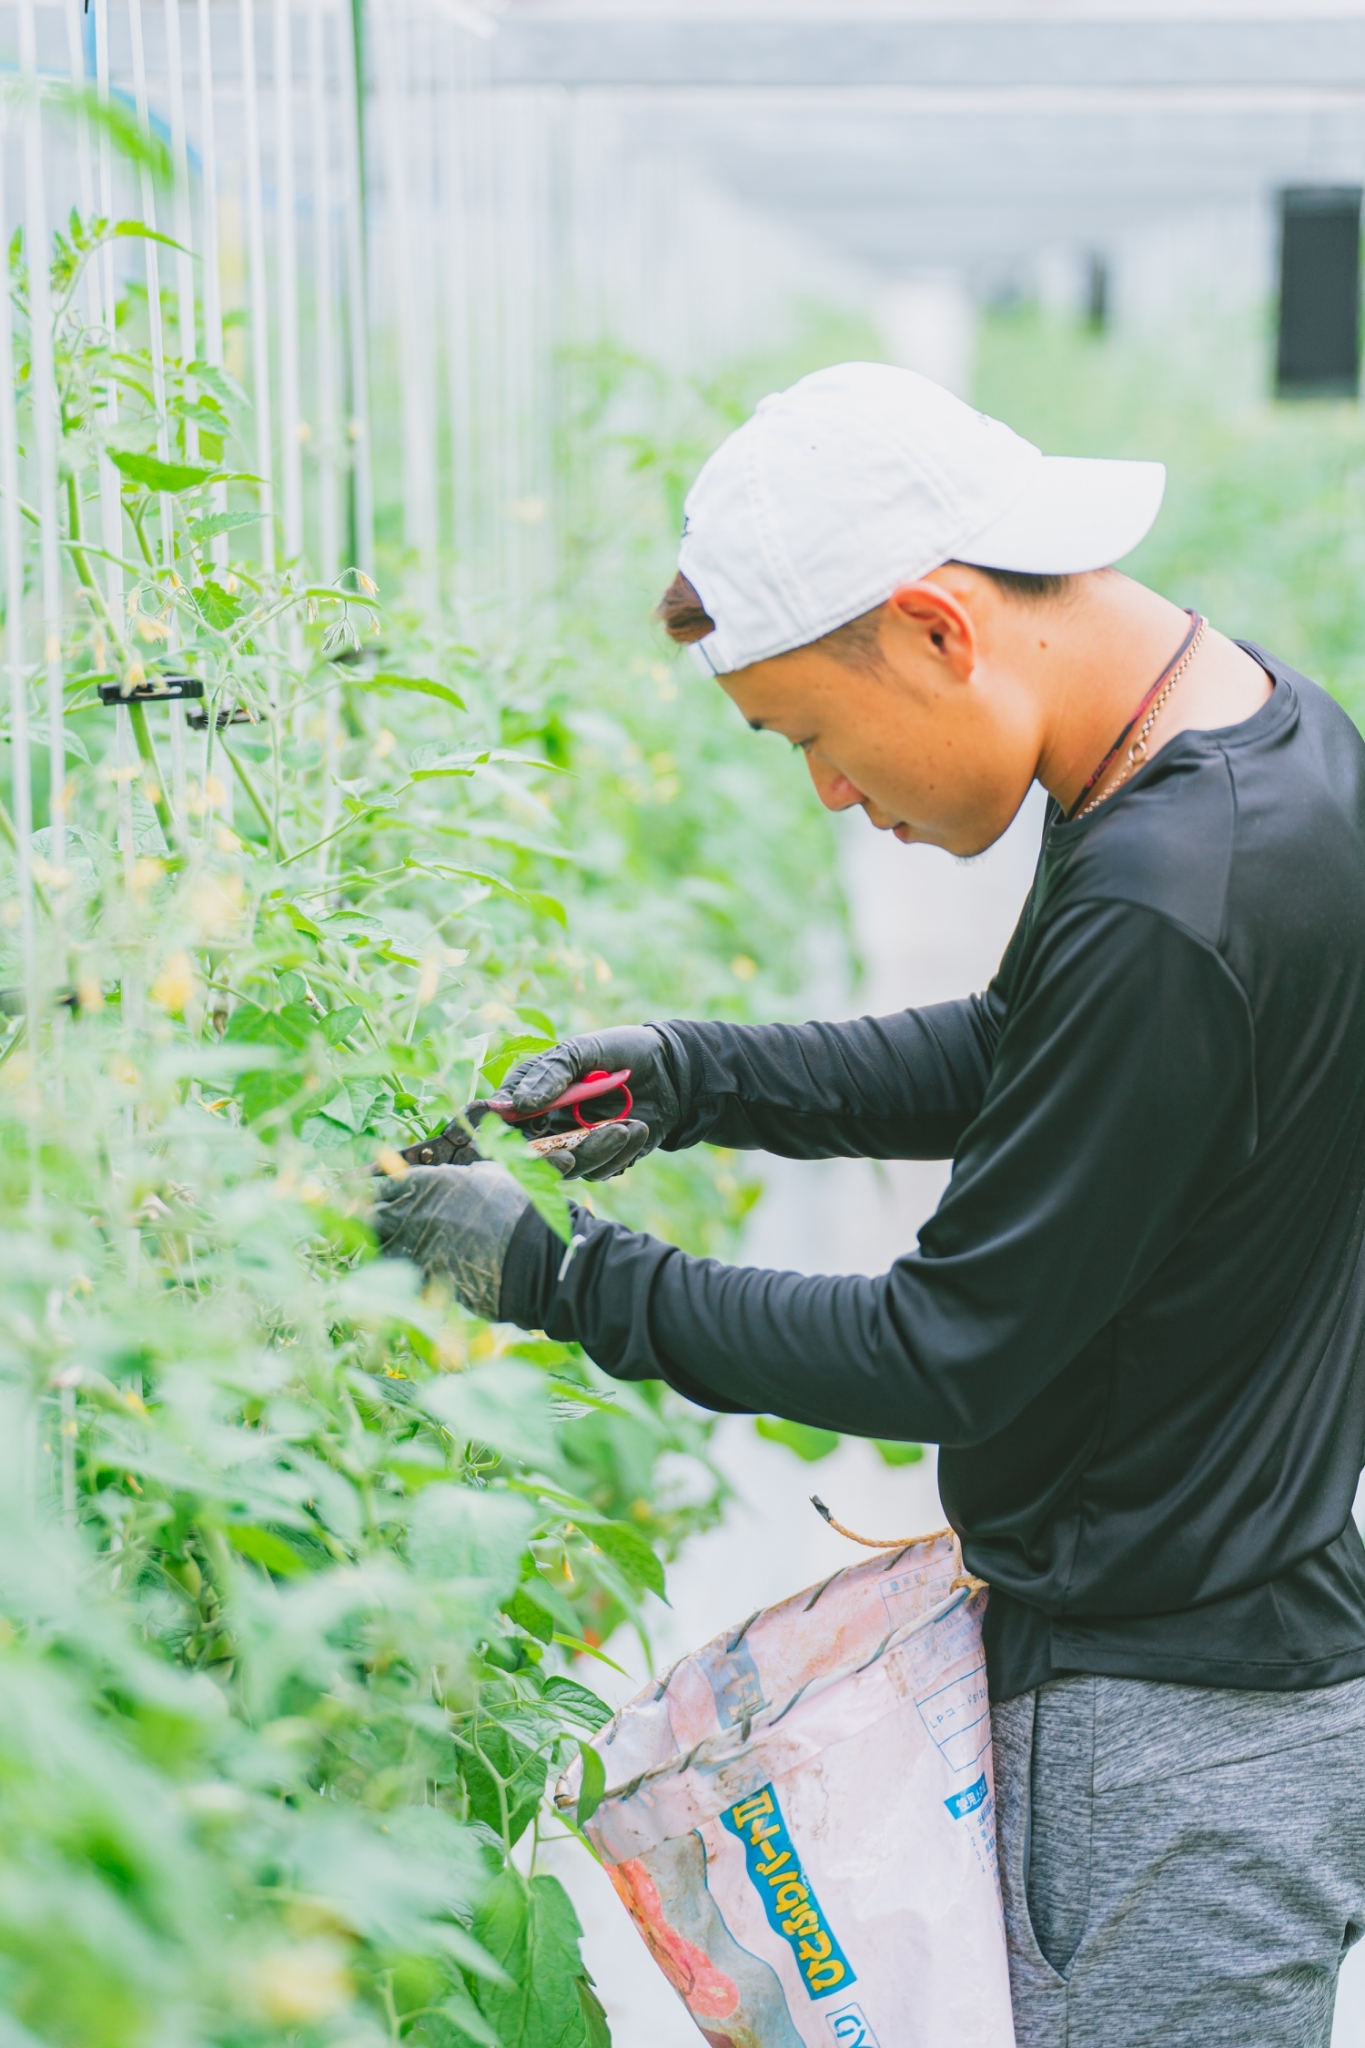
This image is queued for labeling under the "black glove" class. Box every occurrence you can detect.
[372,1163,530,1320]
[467,1023,682,1183]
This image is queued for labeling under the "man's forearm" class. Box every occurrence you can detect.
[656,994,999,1160]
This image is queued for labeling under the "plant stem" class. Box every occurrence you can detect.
[219,737,283,858]
[127,702,184,853]
[0,794,53,917]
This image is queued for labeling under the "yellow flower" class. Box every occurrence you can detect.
[250,1941,353,2025]
[150,952,195,1015]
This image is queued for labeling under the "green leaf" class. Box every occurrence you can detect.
[187,358,250,410]
[45,91,173,182]
[502,1586,554,1643]
[187,510,260,543]
[471,1873,599,2048]
[421,1364,564,1474]
[578,1976,611,2048]
[440,1986,502,2048]
[320,1003,365,1046]
[361,671,466,711]
[109,449,220,494]
[192,580,244,630]
[480,1035,553,1090]
[756,1415,841,1462]
[112,220,190,255]
[520,892,568,931]
[540,1677,612,1733]
[225,1524,307,1576]
[550,1634,629,1676]
[575,1741,606,1828]
[461,1725,545,1847]
[407,1487,536,1597]
[473,1117,573,1244]
[873,1438,924,1467]
[582,1519,665,1599]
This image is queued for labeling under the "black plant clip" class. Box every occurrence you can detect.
[97,675,205,706]
[186,704,260,732]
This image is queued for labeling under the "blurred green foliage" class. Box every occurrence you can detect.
[0,203,850,2046]
[977,302,1365,718]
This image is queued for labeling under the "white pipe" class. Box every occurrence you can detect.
[0,114,36,1021]
[18,0,66,879]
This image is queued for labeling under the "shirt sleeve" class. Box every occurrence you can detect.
[502,901,1258,1449]
[654,991,1003,1162]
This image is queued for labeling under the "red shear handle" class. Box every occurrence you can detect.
[571,1069,634,1128]
[491,1067,633,1126]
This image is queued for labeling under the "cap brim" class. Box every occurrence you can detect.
[954,456,1165,576]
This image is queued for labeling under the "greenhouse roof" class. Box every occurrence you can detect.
[492,5,1365,277]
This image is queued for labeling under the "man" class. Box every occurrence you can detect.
[375,363,1365,2045]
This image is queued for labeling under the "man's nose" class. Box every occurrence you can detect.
[806,754,866,813]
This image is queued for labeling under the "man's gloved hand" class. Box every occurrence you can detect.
[372,1163,529,1320]
[468,1023,682,1182]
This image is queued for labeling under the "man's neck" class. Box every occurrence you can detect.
[1035,574,1270,816]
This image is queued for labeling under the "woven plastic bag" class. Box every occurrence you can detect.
[555,1527,1015,2048]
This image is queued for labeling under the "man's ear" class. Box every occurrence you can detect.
[883,579,976,681]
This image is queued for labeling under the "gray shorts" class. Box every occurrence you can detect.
[992,1671,1365,2047]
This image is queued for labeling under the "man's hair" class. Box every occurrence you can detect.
[656,565,1073,673]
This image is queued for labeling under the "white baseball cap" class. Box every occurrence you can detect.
[677,361,1166,677]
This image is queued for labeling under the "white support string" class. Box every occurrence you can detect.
[62,0,98,325]
[440,18,473,589]
[92,0,132,883]
[195,0,231,828]
[273,0,304,579]
[163,0,197,819]
[128,0,181,844]
[239,0,276,580]
[374,0,437,611]
[307,0,338,585]
[273,0,306,746]
[0,114,36,1035]
[308,0,340,860]
[18,0,67,888]
[163,0,197,377]
[335,0,374,579]
[196,0,230,581]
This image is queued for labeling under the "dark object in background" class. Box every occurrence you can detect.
[97,675,204,705]
[1277,187,1362,398]
[186,704,260,732]
[1086,254,1109,334]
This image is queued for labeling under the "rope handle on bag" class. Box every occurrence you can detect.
[810,1494,988,1596]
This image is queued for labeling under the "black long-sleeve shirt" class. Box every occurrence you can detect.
[502,654,1365,1701]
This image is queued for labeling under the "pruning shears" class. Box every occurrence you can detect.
[394,1069,634,1169]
